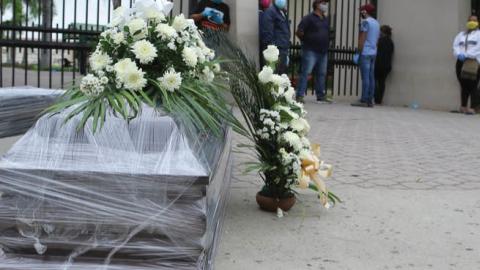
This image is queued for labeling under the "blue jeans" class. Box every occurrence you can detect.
[296,50,328,98]
[359,55,376,104]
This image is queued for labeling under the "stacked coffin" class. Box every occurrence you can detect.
[0,106,232,270]
[0,87,64,138]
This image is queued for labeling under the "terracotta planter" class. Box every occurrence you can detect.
[256,192,296,212]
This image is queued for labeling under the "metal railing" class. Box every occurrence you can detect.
[0,0,190,89]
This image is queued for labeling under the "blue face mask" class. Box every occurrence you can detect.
[212,0,223,3]
[275,0,287,9]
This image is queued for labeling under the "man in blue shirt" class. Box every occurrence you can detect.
[295,0,330,103]
[352,4,380,107]
[261,0,290,74]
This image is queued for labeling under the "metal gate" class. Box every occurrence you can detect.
[0,0,190,89]
[288,0,377,100]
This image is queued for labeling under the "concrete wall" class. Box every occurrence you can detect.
[378,0,471,110]
[225,0,259,65]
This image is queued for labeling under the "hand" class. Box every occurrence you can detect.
[458,53,466,62]
[353,53,360,65]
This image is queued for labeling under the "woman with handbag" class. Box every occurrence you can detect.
[453,15,480,115]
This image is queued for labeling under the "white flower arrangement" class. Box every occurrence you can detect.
[49,0,228,135]
[233,45,339,209]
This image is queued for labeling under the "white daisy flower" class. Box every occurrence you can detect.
[155,23,177,40]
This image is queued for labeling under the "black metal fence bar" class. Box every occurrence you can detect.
[0,0,189,89]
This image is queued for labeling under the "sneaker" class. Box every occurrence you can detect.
[351,102,369,107]
[316,97,333,104]
[296,96,305,103]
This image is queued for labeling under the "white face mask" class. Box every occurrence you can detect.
[319,3,329,13]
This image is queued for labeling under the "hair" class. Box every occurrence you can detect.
[381,25,392,37]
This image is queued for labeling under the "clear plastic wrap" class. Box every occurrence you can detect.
[0,105,232,270]
[0,87,64,138]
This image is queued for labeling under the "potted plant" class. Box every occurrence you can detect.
[224,44,340,215]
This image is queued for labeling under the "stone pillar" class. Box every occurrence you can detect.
[225,0,260,66]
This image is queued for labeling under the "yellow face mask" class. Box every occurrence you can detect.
[467,21,479,30]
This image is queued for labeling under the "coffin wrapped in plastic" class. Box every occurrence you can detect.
[0,87,64,138]
[0,105,232,270]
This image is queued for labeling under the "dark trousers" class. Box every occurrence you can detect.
[455,60,480,108]
[374,68,390,104]
[276,50,289,75]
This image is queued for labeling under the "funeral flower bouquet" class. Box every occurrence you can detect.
[225,43,340,212]
[48,0,236,135]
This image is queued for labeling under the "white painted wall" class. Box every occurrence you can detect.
[378,0,470,110]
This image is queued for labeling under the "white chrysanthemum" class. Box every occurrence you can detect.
[127,18,147,39]
[258,66,274,83]
[158,68,182,92]
[123,68,147,91]
[80,74,105,96]
[111,32,125,45]
[114,58,138,77]
[263,45,280,63]
[202,67,215,82]
[283,131,303,151]
[213,63,221,73]
[155,23,177,40]
[301,136,311,148]
[131,40,157,64]
[182,47,198,67]
[290,118,311,135]
[172,14,188,32]
[89,52,112,72]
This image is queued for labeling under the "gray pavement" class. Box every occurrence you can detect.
[0,100,479,270]
[215,99,480,270]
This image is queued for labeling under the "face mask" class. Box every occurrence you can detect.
[319,3,328,13]
[467,21,479,30]
[212,0,223,3]
[275,0,287,10]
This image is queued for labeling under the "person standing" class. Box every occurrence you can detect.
[191,0,231,31]
[352,4,380,108]
[261,0,291,74]
[374,25,394,105]
[453,15,480,115]
[295,0,330,104]
[259,0,272,67]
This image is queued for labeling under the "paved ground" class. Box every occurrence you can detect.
[215,99,480,270]
[1,99,479,270]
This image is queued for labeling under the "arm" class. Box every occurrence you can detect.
[296,18,307,40]
[261,10,275,47]
[358,20,368,53]
[452,32,463,58]
[190,1,206,22]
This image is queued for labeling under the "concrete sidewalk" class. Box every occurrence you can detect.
[0,102,479,270]
[215,101,480,270]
